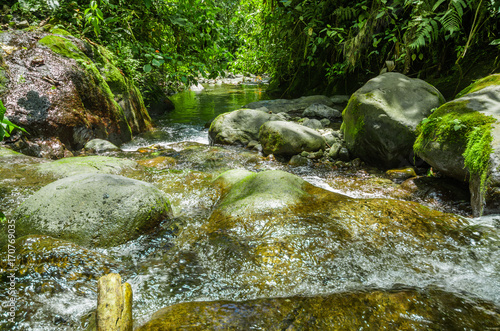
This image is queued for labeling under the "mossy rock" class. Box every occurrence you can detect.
[137,287,499,330]
[165,170,474,295]
[414,76,500,216]
[35,156,138,178]
[1,30,151,158]
[342,72,444,168]
[13,173,173,248]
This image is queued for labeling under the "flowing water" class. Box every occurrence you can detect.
[1,84,499,329]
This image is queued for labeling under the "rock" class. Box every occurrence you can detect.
[208,108,276,146]
[302,103,341,119]
[36,156,138,178]
[330,94,350,104]
[289,154,309,166]
[339,146,350,161]
[137,156,176,170]
[386,167,417,180]
[84,139,120,153]
[320,118,331,127]
[301,118,323,129]
[1,30,151,158]
[162,169,475,300]
[306,149,323,159]
[0,235,122,329]
[97,273,132,331]
[137,288,500,330]
[244,95,334,116]
[147,97,175,118]
[414,74,500,216]
[16,20,29,29]
[258,121,326,156]
[342,72,444,168]
[13,173,173,248]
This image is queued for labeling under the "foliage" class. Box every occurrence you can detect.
[255,0,500,96]
[0,99,26,141]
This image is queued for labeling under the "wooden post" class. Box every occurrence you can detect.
[97,273,133,331]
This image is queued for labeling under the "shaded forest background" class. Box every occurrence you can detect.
[4,0,500,103]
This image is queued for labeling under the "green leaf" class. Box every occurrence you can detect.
[143,64,152,73]
[96,8,104,21]
[418,53,423,60]
[412,54,417,61]
[152,59,164,67]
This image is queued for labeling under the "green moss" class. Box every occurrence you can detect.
[414,98,496,196]
[342,95,364,142]
[414,100,495,155]
[456,74,500,98]
[50,28,72,36]
[463,126,493,194]
[38,35,88,62]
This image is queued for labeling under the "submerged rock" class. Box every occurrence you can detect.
[342,72,444,168]
[161,169,476,301]
[0,235,121,330]
[259,121,326,156]
[13,173,173,248]
[414,74,500,216]
[0,30,151,158]
[138,287,500,330]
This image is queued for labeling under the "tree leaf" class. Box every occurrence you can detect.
[143,64,152,73]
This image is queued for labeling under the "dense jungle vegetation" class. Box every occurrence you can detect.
[3,0,500,102]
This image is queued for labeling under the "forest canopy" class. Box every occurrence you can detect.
[4,0,500,100]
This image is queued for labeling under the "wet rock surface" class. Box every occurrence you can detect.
[138,287,500,330]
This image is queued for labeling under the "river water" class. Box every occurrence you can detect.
[1,84,499,329]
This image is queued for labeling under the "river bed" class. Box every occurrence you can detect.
[1,84,499,330]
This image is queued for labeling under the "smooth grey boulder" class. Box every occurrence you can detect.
[208,108,277,146]
[302,103,341,120]
[84,139,120,153]
[259,121,326,156]
[244,95,334,116]
[13,173,173,248]
[302,118,323,130]
[342,72,445,168]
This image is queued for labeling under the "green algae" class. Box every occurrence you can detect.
[38,35,88,62]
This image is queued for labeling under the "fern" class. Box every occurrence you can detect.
[409,17,440,49]
[333,7,356,22]
[441,0,469,34]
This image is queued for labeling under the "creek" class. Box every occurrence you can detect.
[1,84,499,329]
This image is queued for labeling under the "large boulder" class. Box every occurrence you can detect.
[208,108,277,146]
[0,30,152,158]
[244,95,334,116]
[258,120,326,156]
[137,288,500,330]
[13,173,173,248]
[414,74,500,216]
[342,72,445,168]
